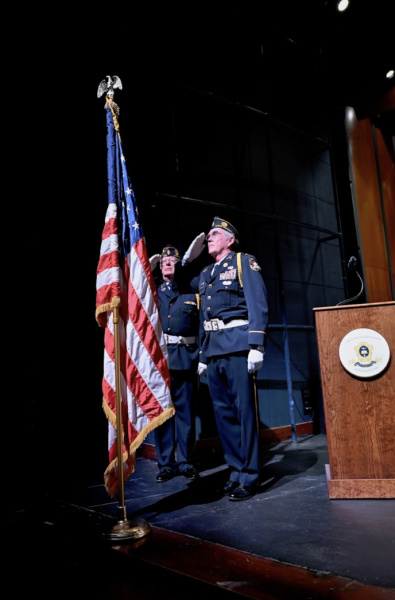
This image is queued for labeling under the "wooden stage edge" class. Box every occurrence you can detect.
[113,525,395,600]
[325,465,395,499]
[139,422,314,461]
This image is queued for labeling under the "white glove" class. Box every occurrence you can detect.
[149,254,161,271]
[182,232,206,264]
[198,362,207,377]
[247,347,265,373]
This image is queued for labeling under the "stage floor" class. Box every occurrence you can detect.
[71,434,394,587]
[6,434,395,598]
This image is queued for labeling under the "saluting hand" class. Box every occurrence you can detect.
[183,232,206,264]
[149,254,161,271]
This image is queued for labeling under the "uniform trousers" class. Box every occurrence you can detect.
[154,369,197,474]
[207,352,260,487]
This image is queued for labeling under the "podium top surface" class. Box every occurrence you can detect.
[313,301,395,312]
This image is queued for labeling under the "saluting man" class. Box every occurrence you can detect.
[150,234,205,482]
[192,217,268,501]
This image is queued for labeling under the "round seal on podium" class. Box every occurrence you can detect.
[339,328,390,378]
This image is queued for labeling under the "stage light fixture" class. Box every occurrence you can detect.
[337,0,349,11]
[386,70,394,79]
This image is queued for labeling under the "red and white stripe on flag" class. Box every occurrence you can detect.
[96,202,174,498]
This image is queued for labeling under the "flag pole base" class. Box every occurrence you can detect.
[101,507,151,542]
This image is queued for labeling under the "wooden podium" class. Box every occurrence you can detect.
[314,301,395,499]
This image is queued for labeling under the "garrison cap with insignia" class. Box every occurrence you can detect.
[161,245,181,259]
[209,216,239,242]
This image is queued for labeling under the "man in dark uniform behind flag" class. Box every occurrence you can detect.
[192,217,268,501]
[150,235,205,482]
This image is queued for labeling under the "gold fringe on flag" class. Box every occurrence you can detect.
[129,406,176,454]
[95,296,121,324]
[104,454,135,499]
[102,397,175,497]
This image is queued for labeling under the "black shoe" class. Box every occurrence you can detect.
[222,480,239,495]
[181,467,199,480]
[229,485,256,501]
[156,469,174,482]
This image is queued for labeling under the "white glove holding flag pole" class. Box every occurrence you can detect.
[149,254,161,271]
[198,362,207,377]
[182,232,206,264]
[247,347,265,373]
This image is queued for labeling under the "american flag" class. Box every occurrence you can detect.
[96,100,174,498]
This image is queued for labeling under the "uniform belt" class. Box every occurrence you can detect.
[203,319,249,332]
[164,334,197,345]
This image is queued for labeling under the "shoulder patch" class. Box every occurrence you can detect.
[249,257,261,271]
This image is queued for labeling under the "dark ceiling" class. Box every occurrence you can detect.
[261,0,394,114]
[28,1,395,133]
[145,0,394,125]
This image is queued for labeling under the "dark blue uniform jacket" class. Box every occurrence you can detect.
[191,251,268,361]
[156,279,200,371]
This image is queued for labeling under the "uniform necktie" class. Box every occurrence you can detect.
[211,262,219,276]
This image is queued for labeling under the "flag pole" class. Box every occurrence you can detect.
[101,305,151,541]
[97,78,151,542]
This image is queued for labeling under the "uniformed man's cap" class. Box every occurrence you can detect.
[161,245,181,259]
[209,216,239,241]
